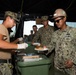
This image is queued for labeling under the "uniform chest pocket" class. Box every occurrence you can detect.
[64,34,72,42]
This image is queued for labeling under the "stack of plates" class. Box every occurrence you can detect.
[23,55,42,62]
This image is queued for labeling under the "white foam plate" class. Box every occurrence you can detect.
[35,48,48,51]
[32,43,40,46]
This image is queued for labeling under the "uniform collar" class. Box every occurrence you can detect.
[59,25,70,32]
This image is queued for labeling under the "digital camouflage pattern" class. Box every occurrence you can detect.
[0,63,13,75]
[33,25,54,45]
[47,26,76,75]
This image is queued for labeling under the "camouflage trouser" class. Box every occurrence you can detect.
[55,65,76,75]
[0,63,13,75]
[64,65,76,75]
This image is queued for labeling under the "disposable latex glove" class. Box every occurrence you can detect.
[17,43,28,49]
[18,37,23,41]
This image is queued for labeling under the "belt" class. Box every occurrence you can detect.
[0,59,12,63]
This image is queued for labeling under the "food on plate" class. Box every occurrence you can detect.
[35,47,44,50]
[35,44,43,48]
[35,45,48,51]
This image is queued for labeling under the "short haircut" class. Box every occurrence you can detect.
[33,25,37,28]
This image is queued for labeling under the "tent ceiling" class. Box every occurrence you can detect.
[0,0,76,22]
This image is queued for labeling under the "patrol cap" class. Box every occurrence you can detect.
[41,16,48,21]
[53,9,67,19]
[5,11,19,22]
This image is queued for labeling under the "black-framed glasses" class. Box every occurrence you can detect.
[54,16,65,23]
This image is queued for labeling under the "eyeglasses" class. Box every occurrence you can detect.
[54,16,65,23]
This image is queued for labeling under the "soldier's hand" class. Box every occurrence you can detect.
[17,43,28,49]
[65,60,73,68]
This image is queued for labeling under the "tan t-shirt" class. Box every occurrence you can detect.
[0,24,11,59]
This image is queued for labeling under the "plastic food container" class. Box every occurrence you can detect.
[17,56,51,75]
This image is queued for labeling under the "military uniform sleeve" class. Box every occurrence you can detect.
[70,28,76,65]
[32,28,41,42]
[73,29,76,65]
[46,32,56,54]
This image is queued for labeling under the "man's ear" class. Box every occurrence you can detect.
[64,16,67,22]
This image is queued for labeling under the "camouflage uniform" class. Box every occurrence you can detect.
[0,11,17,75]
[33,25,54,45]
[0,63,13,75]
[47,26,76,75]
